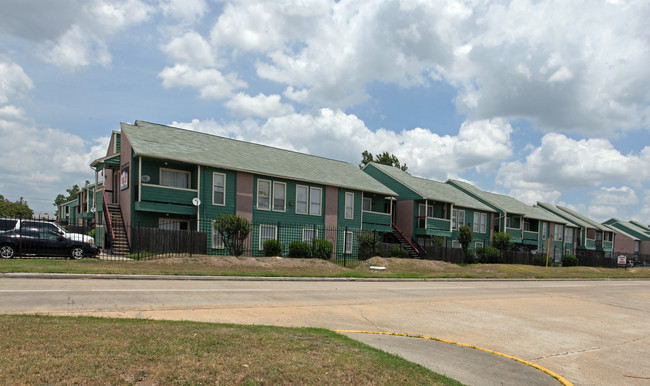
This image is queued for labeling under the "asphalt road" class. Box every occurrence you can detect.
[1,276,649,385]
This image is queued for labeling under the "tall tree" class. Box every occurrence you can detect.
[0,195,33,218]
[359,150,408,172]
[53,184,82,215]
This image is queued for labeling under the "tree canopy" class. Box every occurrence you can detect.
[53,183,84,216]
[359,150,408,172]
[0,194,33,218]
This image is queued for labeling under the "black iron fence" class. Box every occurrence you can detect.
[2,215,650,268]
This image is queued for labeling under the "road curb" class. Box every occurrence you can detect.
[335,330,574,386]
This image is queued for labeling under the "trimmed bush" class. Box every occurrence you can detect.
[389,246,409,258]
[263,239,283,257]
[562,254,578,267]
[312,239,333,260]
[477,246,503,264]
[288,241,311,258]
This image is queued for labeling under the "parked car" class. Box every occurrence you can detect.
[0,219,95,244]
[0,228,100,259]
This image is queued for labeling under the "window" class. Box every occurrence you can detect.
[257,180,271,210]
[344,231,353,253]
[213,173,225,206]
[259,225,276,250]
[475,242,484,249]
[303,229,316,243]
[542,223,548,240]
[159,218,189,230]
[161,168,190,189]
[565,228,573,243]
[452,209,465,230]
[273,182,286,211]
[212,228,224,249]
[310,187,322,216]
[554,224,563,241]
[296,186,308,214]
[634,240,640,253]
[363,197,372,211]
[452,240,461,249]
[426,205,434,218]
[604,232,612,242]
[473,212,487,233]
[345,192,354,219]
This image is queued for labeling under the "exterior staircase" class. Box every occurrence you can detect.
[391,223,421,259]
[106,204,130,255]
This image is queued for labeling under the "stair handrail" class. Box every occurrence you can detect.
[102,189,115,241]
[391,222,420,255]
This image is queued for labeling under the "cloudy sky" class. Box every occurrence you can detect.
[0,0,649,223]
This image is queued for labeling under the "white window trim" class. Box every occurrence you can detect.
[303,228,317,243]
[212,172,226,206]
[257,179,272,210]
[453,209,465,230]
[160,167,191,189]
[259,224,277,251]
[344,231,353,254]
[310,187,322,216]
[158,218,189,231]
[475,241,484,249]
[452,240,462,249]
[272,181,286,212]
[296,185,309,215]
[345,192,354,219]
[211,228,224,249]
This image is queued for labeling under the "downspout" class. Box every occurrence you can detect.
[138,157,142,203]
[196,165,201,230]
[360,192,364,230]
[425,199,428,230]
[449,203,454,232]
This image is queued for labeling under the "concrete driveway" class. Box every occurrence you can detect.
[1,275,649,385]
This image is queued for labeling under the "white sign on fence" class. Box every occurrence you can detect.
[617,255,627,266]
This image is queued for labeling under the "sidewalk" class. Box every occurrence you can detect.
[341,332,564,386]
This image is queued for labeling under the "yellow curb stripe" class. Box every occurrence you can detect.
[334,329,573,386]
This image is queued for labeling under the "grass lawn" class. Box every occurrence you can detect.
[1,255,649,279]
[0,314,458,385]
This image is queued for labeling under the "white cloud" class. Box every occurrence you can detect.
[497,133,650,192]
[171,111,513,182]
[590,186,638,206]
[0,115,108,214]
[159,0,207,23]
[158,64,247,99]
[0,62,33,103]
[161,31,215,67]
[225,93,294,118]
[45,25,112,69]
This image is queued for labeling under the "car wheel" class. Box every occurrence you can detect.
[70,246,84,260]
[1,244,15,259]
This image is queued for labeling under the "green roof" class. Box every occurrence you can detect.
[367,163,493,212]
[602,223,639,241]
[536,202,585,228]
[604,218,650,240]
[555,205,611,232]
[122,121,396,196]
[448,179,568,223]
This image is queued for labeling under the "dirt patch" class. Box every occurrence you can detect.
[139,255,351,275]
[357,257,460,272]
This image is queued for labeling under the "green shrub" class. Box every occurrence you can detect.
[313,239,333,259]
[464,249,476,264]
[562,254,578,267]
[357,230,379,260]
[288,241,311,258]
[389,246,409,258]
[213,214,251,256]
[477,246,503,263]
[533,254,549,266]
[263,239,283,257]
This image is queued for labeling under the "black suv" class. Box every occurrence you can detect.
[0,227,100,259]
